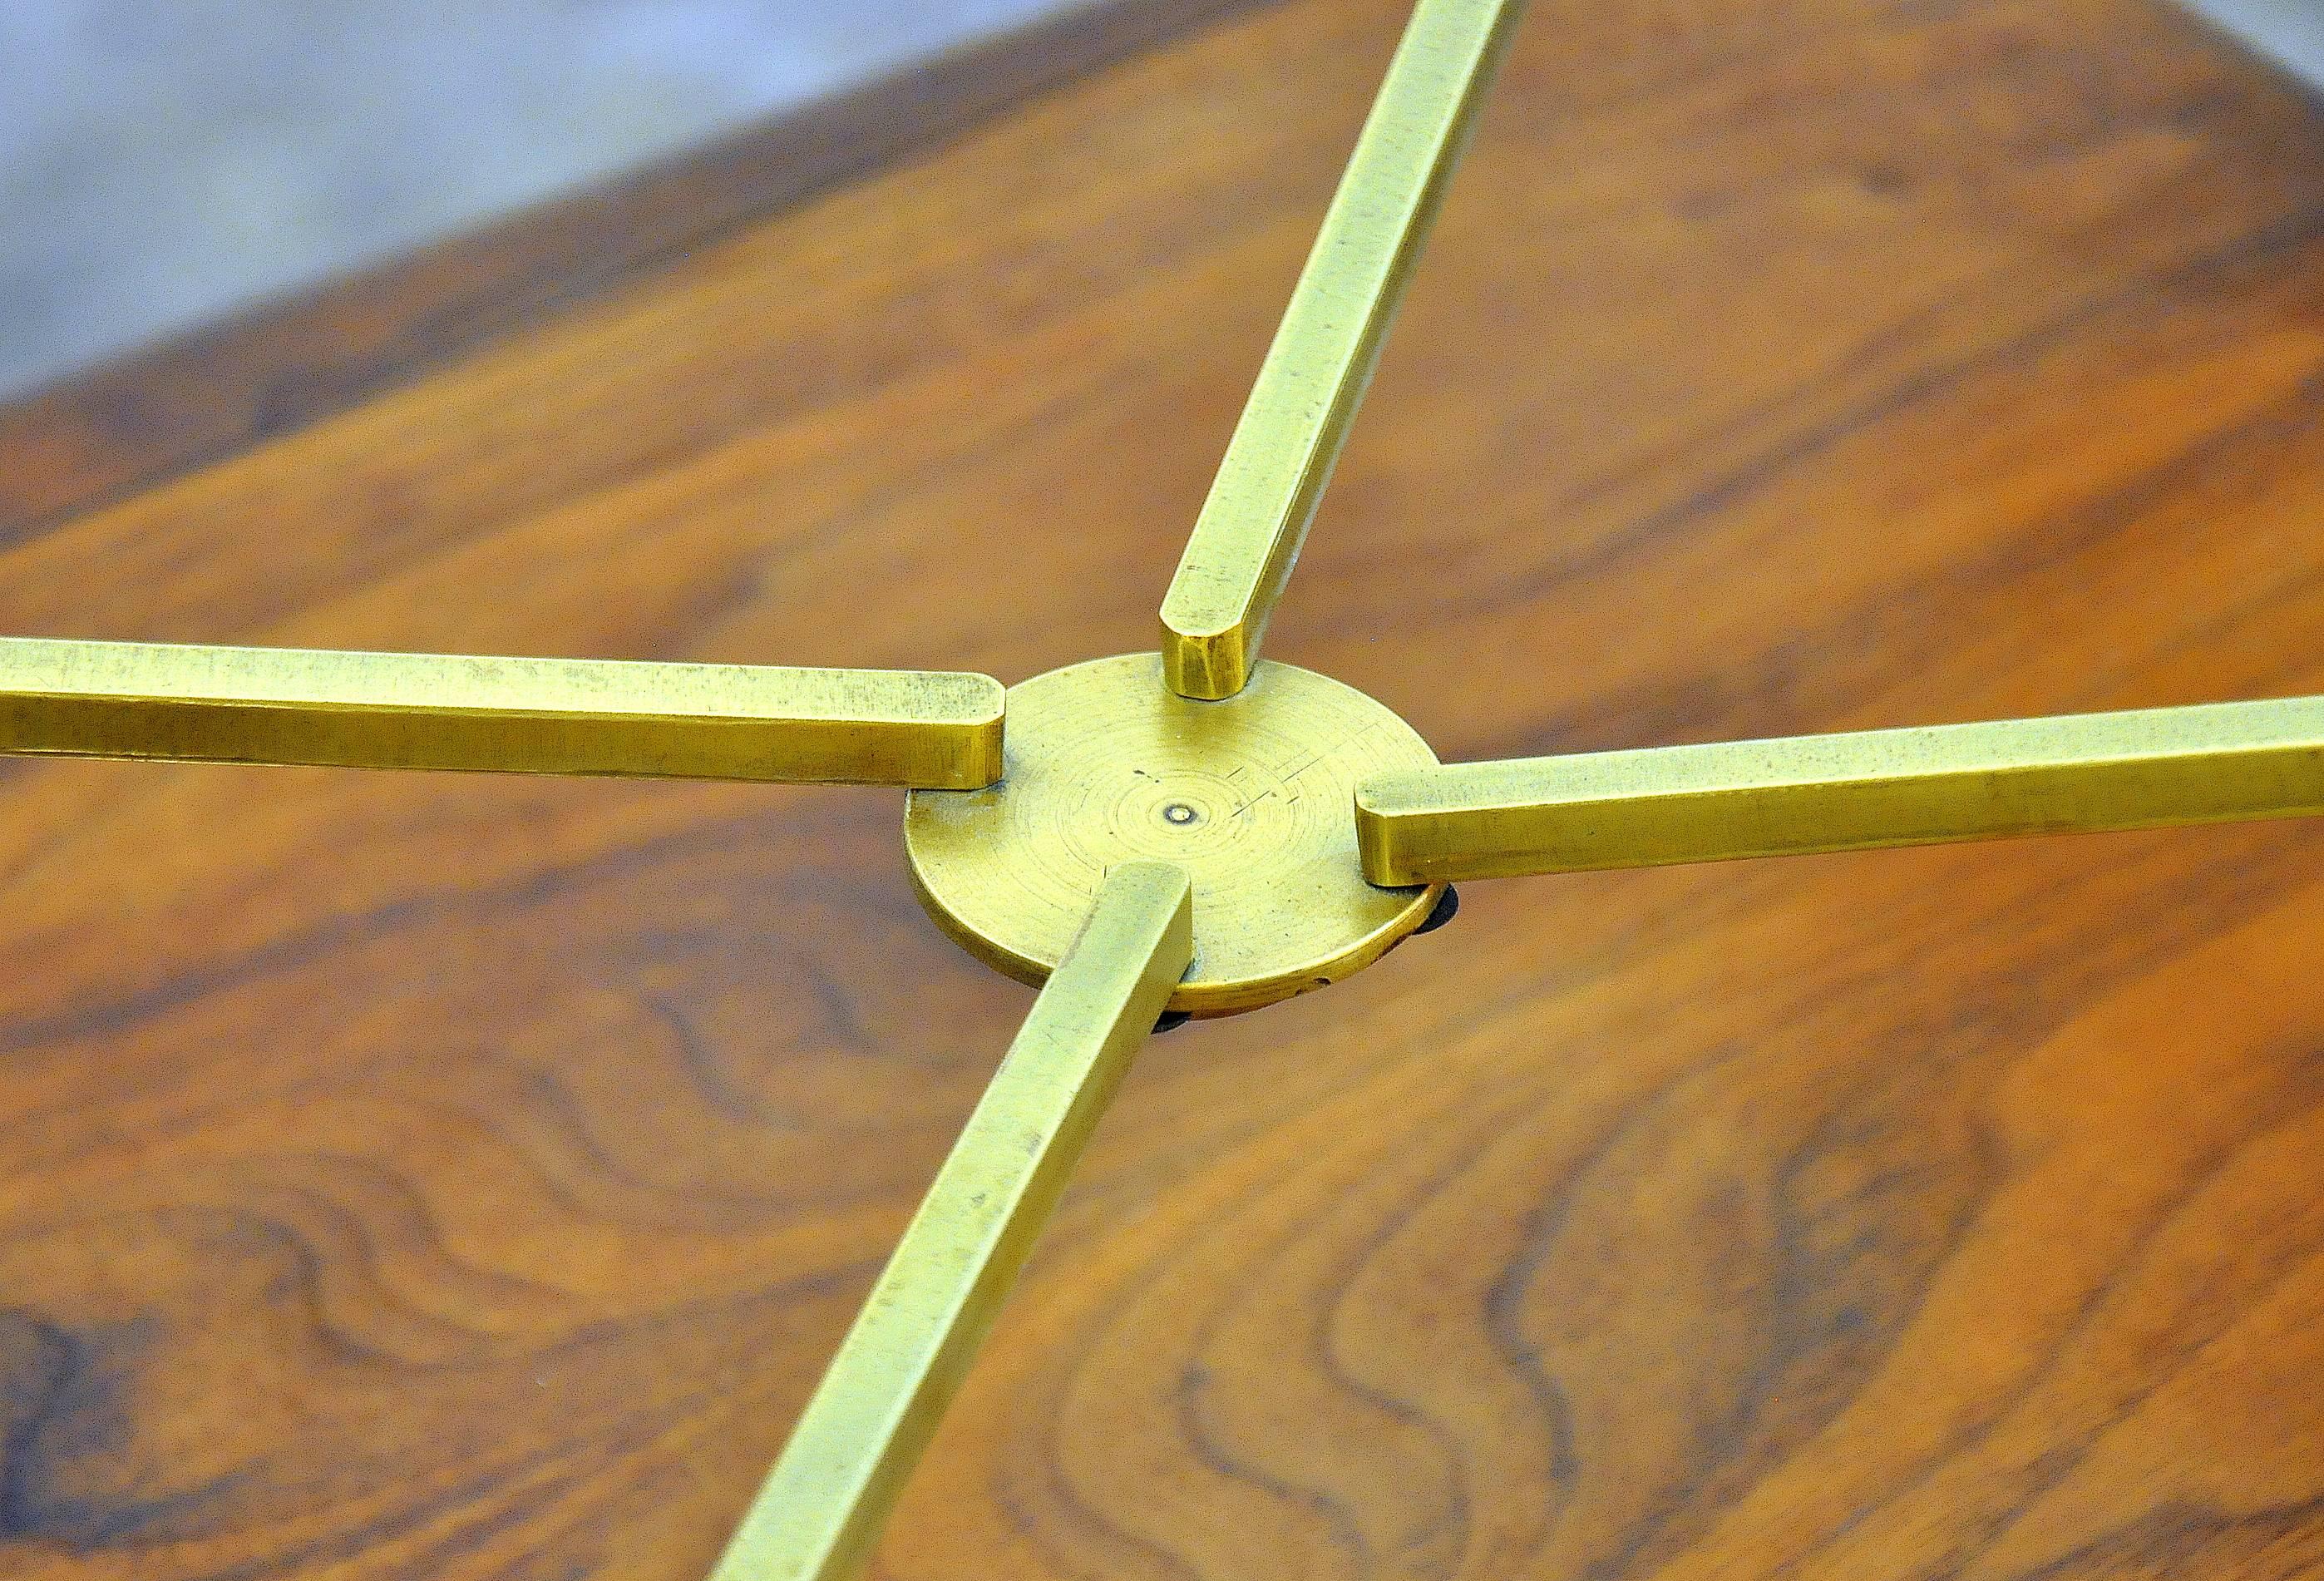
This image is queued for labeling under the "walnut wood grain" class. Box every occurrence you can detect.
[0,0,1272,542]
[3,0,2324,1577]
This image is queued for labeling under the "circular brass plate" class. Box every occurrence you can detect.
[904,653,1443,1015]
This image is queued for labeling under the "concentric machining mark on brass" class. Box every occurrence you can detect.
[904,653,1443,1015]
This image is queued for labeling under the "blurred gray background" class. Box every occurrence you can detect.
[0,0,2315,403]
[0,1,1073,400]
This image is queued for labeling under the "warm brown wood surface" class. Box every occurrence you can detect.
[4,1,2324,1577]
[0,0,1267,540]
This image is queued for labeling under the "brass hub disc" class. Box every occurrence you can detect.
[904,653,1443,1015]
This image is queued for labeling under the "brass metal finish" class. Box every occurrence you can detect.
[1157,0,1522,699]
[905,654,1443,1015]
[0,636,1004,788]
[1356,694,2324,883]
[706,862,1193,1581]
[33,4,2324,1578]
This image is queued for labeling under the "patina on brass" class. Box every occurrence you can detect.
[0,636,1004,788]
[15,1,2324,1579]
[706,862,1192,1581]
[905,653,1443,1015]
[1355,694,2324,884]
[1157,0,1522,700]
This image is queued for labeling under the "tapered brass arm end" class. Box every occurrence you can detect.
[1156,612,1253,702]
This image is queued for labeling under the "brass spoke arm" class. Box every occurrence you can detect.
[707,862,1193,1581]
[0,636,1003,788]
[1356,694,2324,884]
[1157,0,1522,700]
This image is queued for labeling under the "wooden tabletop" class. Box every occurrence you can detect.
[5,2,2324,1578]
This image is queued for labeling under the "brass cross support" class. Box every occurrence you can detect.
[1157,0,1522,699]
[705,863,1193,1581]
[14,2,2324,1579]
[0,636,1004,788]
[1355,694,2324,883]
